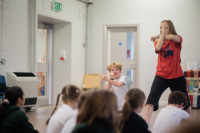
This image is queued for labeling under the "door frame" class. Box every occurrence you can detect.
[102,24,140,89]
[36,25,53,106]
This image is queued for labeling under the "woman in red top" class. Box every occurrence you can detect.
[145,20,191,129]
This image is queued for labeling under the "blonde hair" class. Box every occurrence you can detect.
[77,90,118,131]
[46,84,81,125]
[107,62,122,71]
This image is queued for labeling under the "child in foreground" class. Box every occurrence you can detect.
[119,88,150,133]
[46,84,81,133]
[153,91,193,133]
[72,90,118,133]
[0,86,39,133]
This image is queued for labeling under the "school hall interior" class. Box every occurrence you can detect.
[0,0,200,133]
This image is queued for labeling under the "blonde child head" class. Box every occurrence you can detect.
[107,62,122,72]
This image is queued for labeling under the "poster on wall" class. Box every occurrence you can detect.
[187,62,200,70]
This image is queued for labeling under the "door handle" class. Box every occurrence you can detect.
[131,63,137,69]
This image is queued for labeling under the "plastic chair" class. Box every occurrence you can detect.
[82,74,102,91]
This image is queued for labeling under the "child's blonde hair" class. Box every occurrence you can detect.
[107,62,122,71]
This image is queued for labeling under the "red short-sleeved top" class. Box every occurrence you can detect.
[154,36,184,79]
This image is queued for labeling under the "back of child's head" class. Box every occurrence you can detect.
[107,62,122,71]
[77,90,118,131]
[168,91,188,107]
[61,84,81,103]
[46,84,81,125]
[119,88,146,132]
[170,120,200,133]
[78,91,92,109]
[0,86,24,121]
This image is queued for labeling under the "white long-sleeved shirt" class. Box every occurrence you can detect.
[46,104,77,133]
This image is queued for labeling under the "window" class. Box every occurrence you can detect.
[126,69,133,90]
[37,72,46,96]
[37,29,47,63]
[126,33,134,60]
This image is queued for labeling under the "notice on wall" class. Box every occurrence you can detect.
[187,62,200,70]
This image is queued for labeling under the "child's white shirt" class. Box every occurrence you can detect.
[61,116,77,133]
[107,75,128,111]
[152,106,189,133]
[46,104,78,133]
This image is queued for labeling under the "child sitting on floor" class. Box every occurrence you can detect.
[153,91,193,133]
[46,84,81,133]
[119,88,150,133]
[72,90,118,133]
[0,86,39,133]
[61,91,92,133]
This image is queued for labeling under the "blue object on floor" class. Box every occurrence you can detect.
[0,75,6,98]
[40,89,45,96]
[0,75,6,84]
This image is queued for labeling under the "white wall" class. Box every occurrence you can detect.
[89,0,200,104]
[36,0,86,105]
[1,0,86,105]
[52,23,72,105]
[2,0,31,76]
[37,0,86,85]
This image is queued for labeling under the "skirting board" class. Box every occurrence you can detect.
[159,101,168,106]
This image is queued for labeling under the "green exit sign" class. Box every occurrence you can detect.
[52,2,62,11]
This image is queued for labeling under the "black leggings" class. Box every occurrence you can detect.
[146,75,191,111]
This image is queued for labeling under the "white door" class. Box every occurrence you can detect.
[108,27,137,89]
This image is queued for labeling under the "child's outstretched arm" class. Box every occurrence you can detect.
[102,74,124,87]
[105,83,111,90]
[107,79,124,87]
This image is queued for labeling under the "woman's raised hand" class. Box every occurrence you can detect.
[151,36,157,42]
[162,26,169,34]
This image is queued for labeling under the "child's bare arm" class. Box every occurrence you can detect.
[105,83,111,90]
[102,74,125,87]
[107,79,124,87]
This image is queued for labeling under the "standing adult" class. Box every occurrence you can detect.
[145,20,191,128]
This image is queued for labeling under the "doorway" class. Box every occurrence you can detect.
[37,15,72,106]
[103,24,140,89]
[36,22,53,106]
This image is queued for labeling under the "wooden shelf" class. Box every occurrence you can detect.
[185,77,200,79]
[188,93,200,95]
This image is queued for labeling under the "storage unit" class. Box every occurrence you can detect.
[185,70,200,108]
[7,71,38,107]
